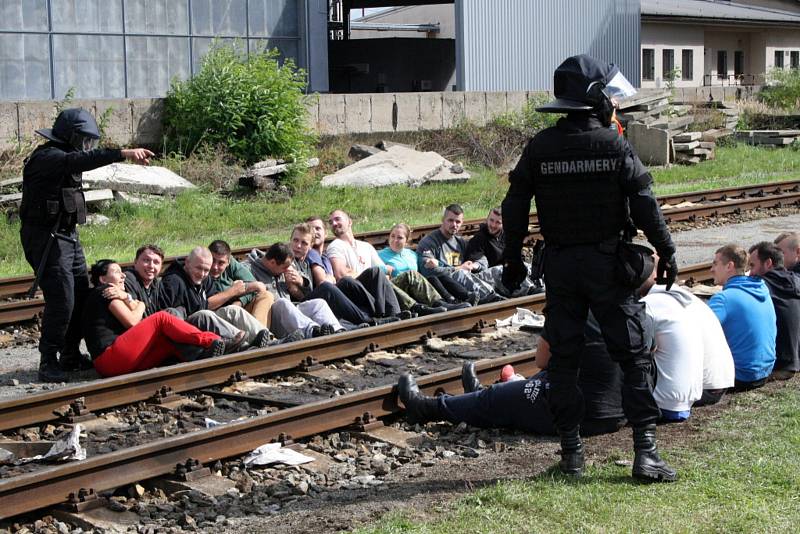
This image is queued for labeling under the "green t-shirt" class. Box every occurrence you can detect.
[211,257,257,306]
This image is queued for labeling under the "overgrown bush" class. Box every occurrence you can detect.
[155,144,246,190]
[164,42,316,166]
[759,68,800,110]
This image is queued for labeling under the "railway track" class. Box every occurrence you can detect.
[0,262,714,520]
[0,180,797,327]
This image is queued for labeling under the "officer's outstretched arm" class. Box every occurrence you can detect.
[60,148,126,175]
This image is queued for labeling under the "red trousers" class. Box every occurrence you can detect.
[93,311,220,377]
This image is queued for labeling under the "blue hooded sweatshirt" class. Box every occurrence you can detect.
[708,275,776,382]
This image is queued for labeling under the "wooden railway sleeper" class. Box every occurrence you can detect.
[298,356,323,372]
[150,385,185,405]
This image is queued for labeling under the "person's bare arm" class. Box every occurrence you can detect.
[207,280,247,310]
[284,268,307,301]
[310,264,334,286]
[108,298,146,329]
[329,256,355,281]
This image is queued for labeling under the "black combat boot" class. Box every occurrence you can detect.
[461,362,483,393]
[397,374,444,424]
[632,424,678,482]
[558,427,585,477]
[38,352,66,383]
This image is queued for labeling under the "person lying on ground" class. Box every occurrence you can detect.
[82,260,225,378]
[207,240,274,328]
[397,312,625,437]
[379,223,475,308]
[245,242,343,339]
[639,254,734,420]
[159,246,272,351]
[709,244,776,391]
[327,209,446,317]
[748,241,800,380]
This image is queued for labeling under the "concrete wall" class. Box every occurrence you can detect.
[1,86,761,150]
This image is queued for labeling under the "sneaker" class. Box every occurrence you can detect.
[397,310,414,320]
[369,316,401,326]
[478,293,507,305]
[410,303,447,316]
[223,330,247,354]
[434,300,471,311]
[199,339,226,359]
[253,329,273,348]
[38,358,67,383]
[271,329,306,345]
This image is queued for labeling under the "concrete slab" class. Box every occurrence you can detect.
[288,446,336,475]
[17,101,56,142]
[131,98,164,146]
[52,508,140,533]
[485,91,506,122]
[506,91,527,114]
[627,123,670,166]
[82,163,196,195]
[318,94,346,136]
[442,92,466,128]
[419,92,443,130]
[344,94,371,134]
[321,145,446,188]
[97,100,133,147]
[673,132,702,142]
[674,140,700,151]
[395,92,420,132]
[465,92,486,125]
[147,474,236,497]
[0,103,19,145]
[371,93,396,133]
[427,164,471,184]
[360,426,426,449]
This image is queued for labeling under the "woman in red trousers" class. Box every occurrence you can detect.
[83,260,225,377]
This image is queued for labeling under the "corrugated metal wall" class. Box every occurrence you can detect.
[455,0,640,91]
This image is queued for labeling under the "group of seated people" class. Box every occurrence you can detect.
[82,204,534,378]
[397,232,800,436]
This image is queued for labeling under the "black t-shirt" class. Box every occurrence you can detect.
[82,284,127,359]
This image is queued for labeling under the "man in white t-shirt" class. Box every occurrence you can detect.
[639,255,735,420]
[326,209,445,317]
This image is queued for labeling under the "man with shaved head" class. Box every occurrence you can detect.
[775,232,800,275]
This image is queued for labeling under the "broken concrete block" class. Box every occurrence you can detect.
[673,141,700,151]
[702,128,733,142]
[349,144,382,161]
[627,123,669,166]
[322,145,454,188]
[699,141,716,149]
[427,163,471,184]
[82,164,196,195]
[672,131,702,142]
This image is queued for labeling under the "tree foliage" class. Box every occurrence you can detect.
[164,42,316,165]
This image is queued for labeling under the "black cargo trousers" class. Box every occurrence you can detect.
[20,222,89,360]
[542,238,659,432]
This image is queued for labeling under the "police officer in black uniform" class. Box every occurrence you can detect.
[21,108,154,382]
[500,55,679,482]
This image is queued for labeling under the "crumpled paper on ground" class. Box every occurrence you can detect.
[0,424,86,465]
[243,442,314,466]
[496,308,546,329]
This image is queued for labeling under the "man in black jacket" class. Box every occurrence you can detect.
[465,207,505,269]
[774,232,800,275]
[748,241,800,379]
[21,108,153,382]
[500,55,678,482]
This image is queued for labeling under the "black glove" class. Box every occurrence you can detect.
[502,257,528,293]
[656,254,678,291]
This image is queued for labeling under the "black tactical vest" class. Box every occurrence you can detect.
[20,145,87,229]
[531,127,628,246]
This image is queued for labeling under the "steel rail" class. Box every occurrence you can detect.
[662,190,800,223]
[0,352,541,520]
[2,179,798,301]
[0,262,714,433]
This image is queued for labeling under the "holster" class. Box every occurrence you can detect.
[615,241,655,289]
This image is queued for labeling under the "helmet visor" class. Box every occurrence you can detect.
[70,132,99,152]
[605,71,637,99]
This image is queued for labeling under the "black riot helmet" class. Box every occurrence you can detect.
[35,108,100,152]
[537,55,636,126]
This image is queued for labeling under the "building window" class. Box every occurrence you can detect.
[642,48,655,81]
[717,50,727,79]
[662,49,675,81]
[791,51,799,69]
[734,51,744,77]
[681,49,693,80]
[775,50,784,68]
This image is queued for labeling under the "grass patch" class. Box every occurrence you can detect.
[355,386,800,534]
[2,143,800,278]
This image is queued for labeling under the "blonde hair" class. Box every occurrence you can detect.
[390,223,411,239]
